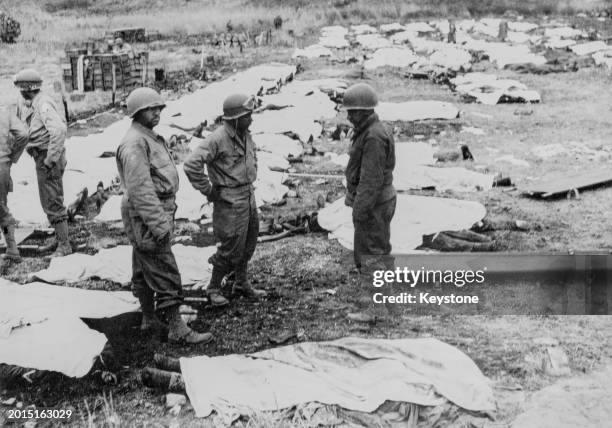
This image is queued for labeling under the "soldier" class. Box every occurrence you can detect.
[342,83,397,324]
[343,82,396,270]
[184,93,265,307]
[0,107,29,262]
[113,37,134,56]
[14,68,72,257]
[117,87,212,344]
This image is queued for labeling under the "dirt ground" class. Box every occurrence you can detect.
[2,8,612,428]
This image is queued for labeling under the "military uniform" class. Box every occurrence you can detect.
[16,92,68,225]
[116,121,183,312]
[184,122,258,282]
[0,108,29,227]
[345,112,396,268]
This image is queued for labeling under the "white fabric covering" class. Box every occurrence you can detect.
[181,337,495,422]
[318,195,486,252]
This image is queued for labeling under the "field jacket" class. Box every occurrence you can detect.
[345,112,396,222]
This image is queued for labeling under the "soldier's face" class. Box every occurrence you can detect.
[20,90,37,101]
[139,106,162,129]
[236,113,252,134]
[347,109,370,127]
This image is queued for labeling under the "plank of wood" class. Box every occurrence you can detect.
[523,169,612,198]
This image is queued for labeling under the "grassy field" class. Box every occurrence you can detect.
[2,0,612,427]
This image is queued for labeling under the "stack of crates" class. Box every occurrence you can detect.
[61,47,148,93]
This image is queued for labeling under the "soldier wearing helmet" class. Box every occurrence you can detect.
[116,87,213,345]
[14,68,72,257]
[0,106,29,262]
[112,37,133,56]
[184,93,265,307]
[342,82,396,269]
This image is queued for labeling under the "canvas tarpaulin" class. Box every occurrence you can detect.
[363,47,419,70]
[161,63,296,130]
[450,73,541,105]
[292,44,334,59]
[395,165,494,192]
[355,34,393,50]
[180,337,495,423]
[0,279,138,377]
[32,244,216,286]
[318,195,486,252]
[319,26,349,48]
[377,101,459,122]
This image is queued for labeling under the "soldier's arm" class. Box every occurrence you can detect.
[183,138,217,196]
[119,140,173,241]
[39,101,67,166]
[8,112,29,164]
[353,136,384,221]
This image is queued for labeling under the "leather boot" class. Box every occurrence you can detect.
[50,220,72,257]
[207,265,229,307]
[141,367,185,392]
[232,262,266,298]
[167,305,213,345]
[138,291,166,332]
[2,225,22,262]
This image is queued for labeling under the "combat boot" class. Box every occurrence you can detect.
[50,220,72,257]
[137,290,166,332]
[167,305,214,345]
[207,265,230,307]
[232,262,266,299]
[2,225,22,262]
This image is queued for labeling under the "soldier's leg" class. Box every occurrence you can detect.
[350,199,398,323]
[34,151,68,224]
[136,243,183,311]
[131,247,160,331]
[207,199,239,306]
[34,151,70,257]
[0,164,20,261]
[137,243,212,344]
[233,193,264,297]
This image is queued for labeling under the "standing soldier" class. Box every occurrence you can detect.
[184,93,265,307]
[14,68,72,257]
[0,107,29,261]
[343,83,397,323]
[117,87,212,344]
[343,83,396,270]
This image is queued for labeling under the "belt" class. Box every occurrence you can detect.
[218,183,253,190]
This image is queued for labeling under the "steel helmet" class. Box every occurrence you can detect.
[126,87,165,117]
[14,68,43,91]
[342,82,378,110]
[222,93,256,120]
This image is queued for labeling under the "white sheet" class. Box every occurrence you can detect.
[377,101,459,121]
[318,195,486,252]
[451,73,541,105]
[292,45,334,59]
[32,244,216,286]
[0,280,139,377]
[363,47,419,70]
[181,337,495,422]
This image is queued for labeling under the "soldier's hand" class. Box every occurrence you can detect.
[43,158,55,171]
[156,230,172,246]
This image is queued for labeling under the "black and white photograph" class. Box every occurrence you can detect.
[1,0,611,426]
